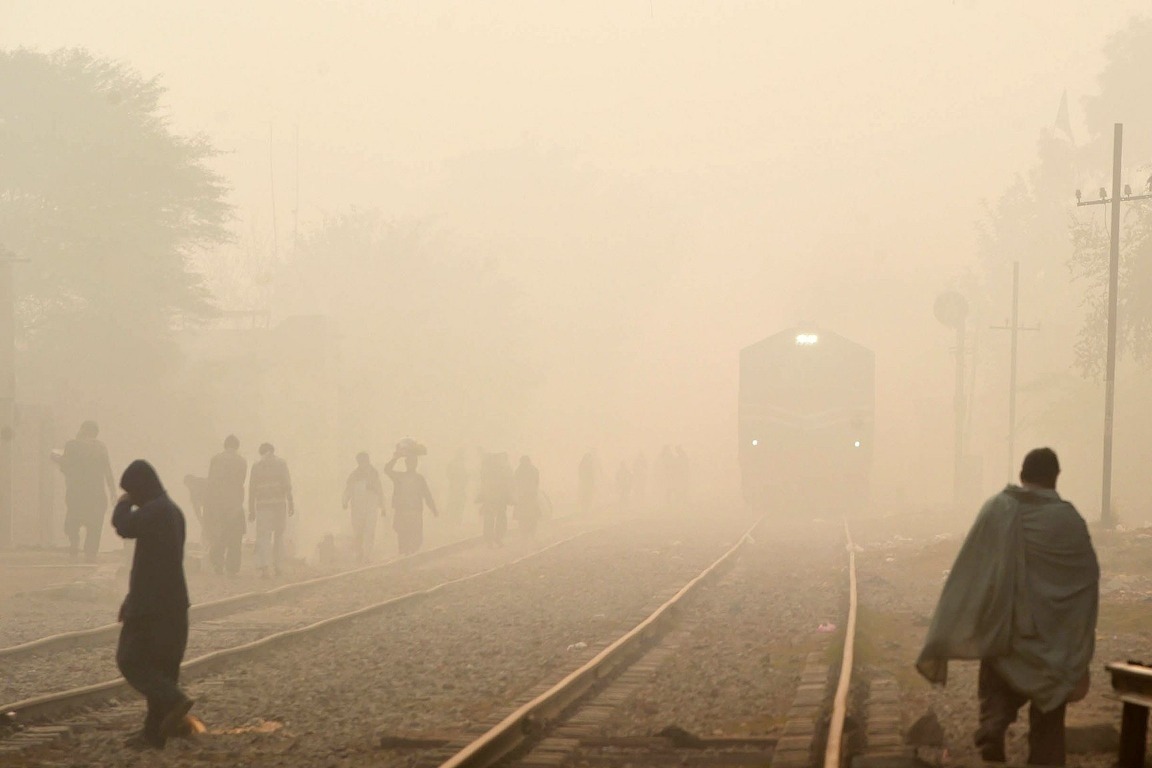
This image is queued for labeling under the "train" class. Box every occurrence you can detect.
[738,325,874,514]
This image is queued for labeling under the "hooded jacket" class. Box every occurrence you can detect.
[915,485,1099,712]
[112,460,190,619]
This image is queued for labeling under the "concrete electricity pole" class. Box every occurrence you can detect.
[1075,123,1152,526]
[0,253,15,550]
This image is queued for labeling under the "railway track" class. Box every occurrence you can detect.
[0,523,599,742]
[2,516,851,767]
[409,518,862,768]
[0,532,483,663]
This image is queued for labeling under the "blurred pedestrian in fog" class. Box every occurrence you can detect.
[616,461,633,510]
[577,450,597,516]
[343,451,384,563]
[478,452,513,547]
[916,448,1098,766]
[207,435,247,576]
[52,420,116,561]
[513,455,540,538]
[112,460,193,750]
[248,443,293,578]
[657,445,675,508]
[445,448,469,525]
[632,452,647,509]
[674,446,691,505]
[384,440,437,555]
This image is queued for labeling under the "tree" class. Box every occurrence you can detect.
[1067,16,1152,376]
[276,209,538,452]
[0,48,231,403]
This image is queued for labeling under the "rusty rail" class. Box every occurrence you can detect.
[1,528,599,725]
[0,533,487,663]
[437,518,763,768]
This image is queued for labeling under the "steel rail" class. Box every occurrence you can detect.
[823,520,858,768]
[0,533,487,662]
[437,518,763,768]
[1,528,600,726]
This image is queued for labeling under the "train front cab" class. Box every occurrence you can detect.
[738,327,874,516]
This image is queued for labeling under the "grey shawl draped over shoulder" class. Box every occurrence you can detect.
[915,485,1099,713]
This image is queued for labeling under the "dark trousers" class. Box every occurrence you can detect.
[207,510,244,575]
[975,659,1066,765]
[117,613,189,746]
[64,496,106,558]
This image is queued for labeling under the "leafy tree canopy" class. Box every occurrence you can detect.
[978,15,1152,377]
[0,48,230,370]
[277,209,539,449]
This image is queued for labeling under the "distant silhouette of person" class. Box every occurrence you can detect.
[513,455,541,537]
[248,443,293,578]
[207,435,247,576]
[112,460,193,750]
[616,461,633,509]
[657,445,675,508]
[445,448,469,525]
[384,443,437,555]
[52,420,116,561]
[343,452,384,563]
[577,451,597,516]
[478,452,513,547]
[674,446,692,506]
[632,452,647,509]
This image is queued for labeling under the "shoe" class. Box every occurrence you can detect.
[160,696,195,738]
[124,730,165,750]
[173,714,206,739]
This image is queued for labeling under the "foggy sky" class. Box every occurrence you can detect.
[5,1,1148,512]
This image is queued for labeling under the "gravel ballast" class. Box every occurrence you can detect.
[5,515,751,768]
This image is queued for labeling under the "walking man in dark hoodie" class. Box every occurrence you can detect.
[916,448,1099,766]
[112,460,193,749]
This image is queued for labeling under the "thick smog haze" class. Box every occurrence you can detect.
[4,1,1152,529]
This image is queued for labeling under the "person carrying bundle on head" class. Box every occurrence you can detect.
[383,439,437,555]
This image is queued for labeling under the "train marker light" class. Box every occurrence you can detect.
[795,333,819,345]
[854,440,861,448]
[751,439,759,446]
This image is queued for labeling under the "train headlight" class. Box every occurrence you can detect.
[751,439,759,446]
[795,333,819,345]
[853,440,861,448]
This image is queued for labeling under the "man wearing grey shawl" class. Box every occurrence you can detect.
[915,448,1098,766]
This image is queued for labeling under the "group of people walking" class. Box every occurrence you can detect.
[340,444,439,559]
[54,419,1104,763]
[184,438,293,578]
[390,448,541,550]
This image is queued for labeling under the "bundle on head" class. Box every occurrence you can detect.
[395,438,427,458]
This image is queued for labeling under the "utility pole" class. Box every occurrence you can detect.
[1075,123,1152,526]
[991,261,1038,479]
[0,253,16,550]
